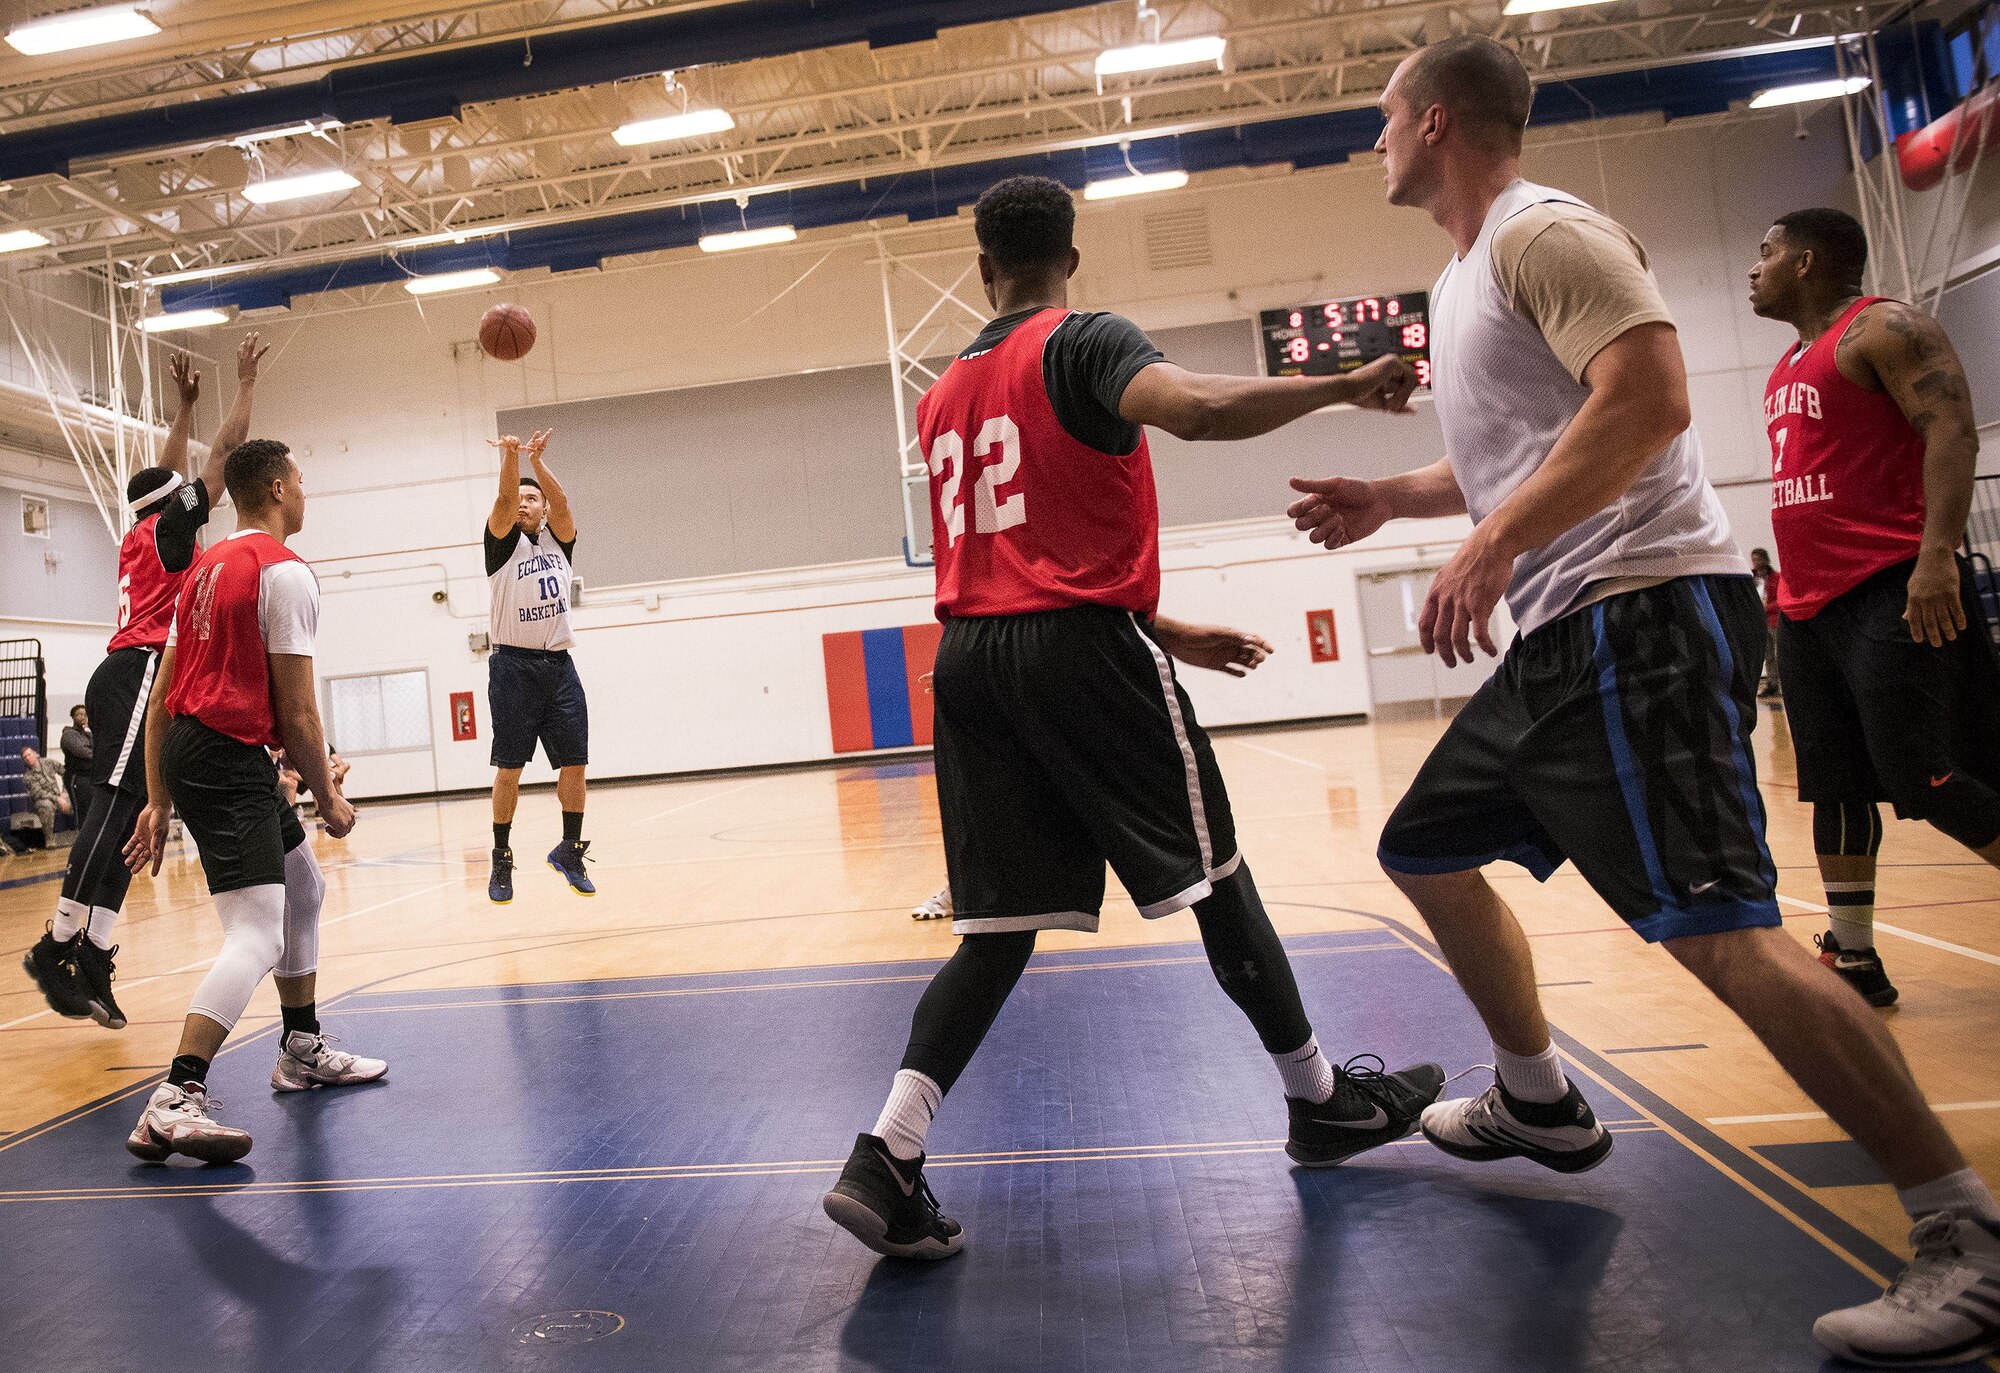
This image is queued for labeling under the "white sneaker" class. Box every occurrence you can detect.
[911,887,952,921]
[1420,1072,1614,1174]
[125,1082,252,1164]
[271,1030,389,1092]
[1815,1212,2000,1367]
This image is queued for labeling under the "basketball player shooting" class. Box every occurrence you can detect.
[483,428,594,901]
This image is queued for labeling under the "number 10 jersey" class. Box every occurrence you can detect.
[487,527,576,651]
[917,306,1161,620]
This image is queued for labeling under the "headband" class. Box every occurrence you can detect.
[128,470,183,514]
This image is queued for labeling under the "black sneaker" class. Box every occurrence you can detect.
[1287,1055,1446,1167]
[73,938,126,1030]
[489,847,514,904]
[1421,1074,1614,1174]
[1816,933,1898,1007]
[821,1132,964,1260]
[546,840,595,896]
[22,926,90,1019]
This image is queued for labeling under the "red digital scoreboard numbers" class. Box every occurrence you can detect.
[1259,291,1431,389]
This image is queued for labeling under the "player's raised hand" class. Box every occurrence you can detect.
[122,802,172,876]
[524,428,554,466]
[1288,475,1393,549]
[487,434,521,458]
[1346,354,1419,414]
[169,352,200,407]
[236,331,270,382]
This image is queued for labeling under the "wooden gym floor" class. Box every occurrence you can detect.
[0,711,1994,1370]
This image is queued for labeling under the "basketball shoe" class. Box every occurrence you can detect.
[1421,1072,1614,1173]
[911,887,952,921]
[822,1133,964,1260]
[1816,932,1898,1007]
[271,1031,389,1092]
[547,839,595,896]
[1814,1212,2000,1366]
[73,938,126,1030]
[126,1082,251,1164]
[489,846,514,903]
[22,925,90,1019]
[1287,1056,1445,1166]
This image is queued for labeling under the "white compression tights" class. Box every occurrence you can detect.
[186,842,325,1030]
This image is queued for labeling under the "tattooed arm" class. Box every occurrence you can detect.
[1840,302,1981,646]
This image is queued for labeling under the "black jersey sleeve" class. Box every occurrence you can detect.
[557,536,576,563]
[152,478,211,573]
[483,527,517,577]
[1041,312,1165,456]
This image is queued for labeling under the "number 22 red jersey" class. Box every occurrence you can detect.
[917,307,1161,619]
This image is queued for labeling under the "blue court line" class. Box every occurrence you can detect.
[0,867,65,891]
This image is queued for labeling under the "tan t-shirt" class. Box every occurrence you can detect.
[1491,202,1676,383]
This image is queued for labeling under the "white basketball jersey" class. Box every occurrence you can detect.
[488,529,576,651]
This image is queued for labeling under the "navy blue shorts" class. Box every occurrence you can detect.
[488,646,589,770]
[1378,575,1781,944]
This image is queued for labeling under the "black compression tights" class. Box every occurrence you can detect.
[897,862,1313,1094]
[59,784,143,913]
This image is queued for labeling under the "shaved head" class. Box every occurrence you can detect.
[1397,35,1534,153]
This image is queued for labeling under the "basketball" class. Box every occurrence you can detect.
[479,303,536,361]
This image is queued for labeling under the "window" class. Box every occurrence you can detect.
[21,495,48,538]
[1947,6,1998,100]
[324,669,432,755]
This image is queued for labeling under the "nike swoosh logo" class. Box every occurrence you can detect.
[873,1147,918,1197]
[1932,773,1953,787]
[1309,1106,1390,1130]
[1690,880,1721,895]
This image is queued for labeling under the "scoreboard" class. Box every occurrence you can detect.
[1259,291,1431,389]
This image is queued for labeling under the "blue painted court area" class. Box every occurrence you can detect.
[0,928,1958,1371]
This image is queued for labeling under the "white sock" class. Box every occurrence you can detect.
[52,897,86,942]
[1898,1168,2000,1224]
[1273,1035,1337,1104]
[86,905,119,951]
[872,1070,943,1161]
[1494,1043,1569,1104]
[1826,882,1875,951]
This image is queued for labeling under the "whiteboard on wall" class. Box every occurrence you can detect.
[498,317,1447,589]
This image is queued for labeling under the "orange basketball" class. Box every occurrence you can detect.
[479,303,536,361]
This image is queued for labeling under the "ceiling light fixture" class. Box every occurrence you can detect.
[6,3,158,56]
[1748,75,1873,108]
[614,108,736,146]
[234,120,345,148]
[140,308,231,333]
[403,268,502,295]
[1095,35,1226,78]
[0,228,51,253]
[698,224,798,252]
[242,169,361,205]
[1499,0,1618,16]
[1083,169,1190,201]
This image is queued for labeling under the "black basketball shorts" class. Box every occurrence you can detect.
[1378,575,1781,944]
[931,606,1239,936]
[163,716,306,895]
[488,646,589,770]
[83,647,161,798]
[1778,556,2000,815]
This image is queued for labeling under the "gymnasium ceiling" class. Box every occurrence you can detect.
[0,0,1939,309]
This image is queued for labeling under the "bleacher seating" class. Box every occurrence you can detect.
[0,715,34,822]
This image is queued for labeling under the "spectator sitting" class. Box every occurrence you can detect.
[20,746,73,847]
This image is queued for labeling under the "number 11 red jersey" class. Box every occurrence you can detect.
[917,307,1161,619]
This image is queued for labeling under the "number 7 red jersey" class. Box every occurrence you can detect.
[917,307,1161,619]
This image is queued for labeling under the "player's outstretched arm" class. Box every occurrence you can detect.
[155,352,200,477]
[121,647,178,876]
[1849,302,1980,646]
[524,429,575,543]
[270,653,355,838]
[1119,353,1417,442]
[202,332,268,498]
[1288,459,1466,550]
[487,434,523,538]
[1151,616,1274,677]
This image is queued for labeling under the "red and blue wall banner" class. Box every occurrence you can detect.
[822,622,945,753]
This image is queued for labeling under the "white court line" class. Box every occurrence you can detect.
[1711,1100,2000,1126]
[1,881,452,1029]
[1227,738,1331,772]
[1777,893,2000,968]
[636,776,769,825]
